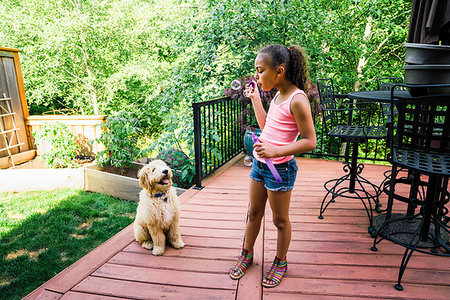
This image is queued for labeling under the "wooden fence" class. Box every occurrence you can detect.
[26,115,107,157]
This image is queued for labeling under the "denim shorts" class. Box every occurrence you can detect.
[249,158,298,191]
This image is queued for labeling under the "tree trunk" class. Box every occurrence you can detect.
[86,67,99,115]
[354,17,372,92]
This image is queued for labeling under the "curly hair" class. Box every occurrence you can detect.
[259,44,310,97]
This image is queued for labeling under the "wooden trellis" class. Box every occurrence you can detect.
[0,47,35,168]
[0,94,25,167]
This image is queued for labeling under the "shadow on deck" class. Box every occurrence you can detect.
[25,156,450,299]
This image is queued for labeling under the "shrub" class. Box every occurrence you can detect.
[32,122,79,168]
[95,111,142,168]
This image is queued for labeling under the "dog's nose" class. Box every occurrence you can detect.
[162,169,169,175]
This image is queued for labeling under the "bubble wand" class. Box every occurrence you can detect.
[250,133,282,183]
[230,78,281,182]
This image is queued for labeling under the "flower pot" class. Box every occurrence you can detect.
[403,65,450,96]
[244,126,262,157]
[404,43,450,65]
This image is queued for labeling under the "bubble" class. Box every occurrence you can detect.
[203,65,212,72]
[231,80,241,90]
[244,156,254,167]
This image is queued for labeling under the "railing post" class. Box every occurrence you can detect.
[192,102,204,189]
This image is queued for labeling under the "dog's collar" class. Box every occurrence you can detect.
[154,192,168,202]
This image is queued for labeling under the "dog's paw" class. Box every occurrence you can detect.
[152,246,165,256]
[141,241,153,250]
[172,240,185,249]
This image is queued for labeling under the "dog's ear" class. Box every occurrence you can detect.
[138,168,150,190]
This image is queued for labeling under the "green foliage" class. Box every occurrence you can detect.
[142,105,196,188]
[95,111,142,168]
[1,0,411,170]
[0,189,137,300]
[32,122,79,168]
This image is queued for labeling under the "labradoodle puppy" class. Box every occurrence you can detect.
[134,159,185,255]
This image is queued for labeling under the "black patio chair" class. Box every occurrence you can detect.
[377,77,404,91]
[317,78,387,234]
[377,77,404,123]
[375,77,427,217]
[371,83,450,291]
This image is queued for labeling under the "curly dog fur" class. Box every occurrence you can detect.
[133,159,185,255]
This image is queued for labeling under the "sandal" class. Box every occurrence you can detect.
[262,256,287,288]
[229,248,254,280]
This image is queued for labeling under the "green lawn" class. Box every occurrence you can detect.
[0,189,137,300]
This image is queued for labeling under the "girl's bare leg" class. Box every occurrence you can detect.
[261,190,292,286]
[243,179,268,250]
[230,179,267,279]
[267,190,292,259]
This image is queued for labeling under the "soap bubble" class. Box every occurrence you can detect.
[231,80,241,90]
[244,156,254,167]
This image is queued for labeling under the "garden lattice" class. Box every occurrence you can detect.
[0,93,25,167]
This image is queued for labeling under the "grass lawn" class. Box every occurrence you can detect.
[0,188,137,300]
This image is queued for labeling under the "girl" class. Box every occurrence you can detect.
[229,44,316,288]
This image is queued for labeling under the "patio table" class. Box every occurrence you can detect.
[347,90,411,102]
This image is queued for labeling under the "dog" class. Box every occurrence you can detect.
[134,159,185,255]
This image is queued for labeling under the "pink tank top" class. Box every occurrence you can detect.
[253,89,306,164]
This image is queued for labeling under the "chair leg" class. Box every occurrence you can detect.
[395,216,425,291]
[319,142,379,228]
[371,165,399,249]
[318,171,351,219]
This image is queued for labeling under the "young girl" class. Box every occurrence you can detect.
[229,44,316,288]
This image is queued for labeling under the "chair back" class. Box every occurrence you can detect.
[391,84,450,155]
[316,78,337,132]
[377,77,403,91]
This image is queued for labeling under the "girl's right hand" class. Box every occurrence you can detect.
[245,81,260,101]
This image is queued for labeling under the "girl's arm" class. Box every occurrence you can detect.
[249,84,267,130]
[254,93,316,158]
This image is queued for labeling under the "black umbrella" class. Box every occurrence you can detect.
[407,0,450,44]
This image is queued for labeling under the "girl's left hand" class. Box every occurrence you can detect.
[253,141,277,158]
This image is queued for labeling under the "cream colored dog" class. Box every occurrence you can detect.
[134,159,185,255]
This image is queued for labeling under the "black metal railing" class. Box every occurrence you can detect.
[193,96,389,188]
[193,96,245,188]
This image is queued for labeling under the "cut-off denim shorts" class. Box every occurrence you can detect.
[249,158,298,192]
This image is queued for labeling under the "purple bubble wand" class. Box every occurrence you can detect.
[250,133,282,183]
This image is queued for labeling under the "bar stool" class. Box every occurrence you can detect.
[317,78,387,234]
[371,83,450,291]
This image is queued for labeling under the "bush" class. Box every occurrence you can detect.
[95,111,142,168]
[32,122,79,168]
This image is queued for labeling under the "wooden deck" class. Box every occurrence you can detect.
[25,157,450,299]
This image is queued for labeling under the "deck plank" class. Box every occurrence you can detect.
[71,276,235,299]
[92,263,235,290]
[25,157,450,299]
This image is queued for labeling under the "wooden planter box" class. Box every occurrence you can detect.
[84,162,186,202]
